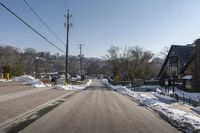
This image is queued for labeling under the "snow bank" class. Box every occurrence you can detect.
[102,79,108,85]
[135,85,160,92]
[56,85,85,90]
[192,106,200,114]
[153,92,176,102]
[154,103,200,132]
[13,75,47,88]
[130,91,200,132]
[13,75,35,82]
[86,79,92,86]
[105,81,200,132]
[56,79,92,91]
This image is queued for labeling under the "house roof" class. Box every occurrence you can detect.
[172,45,194,66]
[180,54,195,74]
[157,45,195,77]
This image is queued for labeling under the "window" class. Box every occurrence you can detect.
[170,66,178,76]
[186,80,192,90]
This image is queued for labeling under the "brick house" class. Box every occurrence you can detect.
[158,39,200,92]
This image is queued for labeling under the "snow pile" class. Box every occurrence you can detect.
[102,79,108,85]
[13,75,35,82]
[86,79,92,86]
[153,92,176,101]
[135,85,160,92]
[193,106,200,114]
[56,79,92,91]
[129,91,200,132]
[136,94,200,132]
[31,81,46,88]
[56,85,85,90]
[104,80,200,132]
[13,75,46,88]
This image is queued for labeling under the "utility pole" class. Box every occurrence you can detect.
[78,44,84,80]
[64,10,72,83]
[35,57,40,78]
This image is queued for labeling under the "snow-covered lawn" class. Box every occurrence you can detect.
[158,87,200,102]
[55,79,92,91]
[103,79,200,132]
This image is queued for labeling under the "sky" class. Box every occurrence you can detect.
[0,0,200,58]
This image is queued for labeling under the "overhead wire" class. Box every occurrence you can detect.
[23,0,66,47]
[0,2,65,54]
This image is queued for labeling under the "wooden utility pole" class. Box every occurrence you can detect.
[64,10,72,83]
[78,44,84,79]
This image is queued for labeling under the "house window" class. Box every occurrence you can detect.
[170,66,178,76]
[186,80,192,90]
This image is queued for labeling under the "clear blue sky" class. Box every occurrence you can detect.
[1,0,200,57]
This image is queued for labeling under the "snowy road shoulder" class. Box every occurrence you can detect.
[103,79,200,132]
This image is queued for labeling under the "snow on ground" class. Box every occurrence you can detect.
[103,79,200,132]
[159,87,200,102]
[193,106,200,114]
[153,92,176,102]
[56,79,92,91]
[13,75,47,88]
[13,75,34,82]
[134,85,160,92]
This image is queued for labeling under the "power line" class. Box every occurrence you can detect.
[23,0,65,47]
[0,2,65,54]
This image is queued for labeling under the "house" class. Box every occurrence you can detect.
[158,39,200,92]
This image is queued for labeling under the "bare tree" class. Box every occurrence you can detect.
[159,46,169,59]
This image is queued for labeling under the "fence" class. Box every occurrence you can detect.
[107,78,159,88]
[176,94,200,107]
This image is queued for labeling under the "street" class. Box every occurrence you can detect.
[19,80,179,133]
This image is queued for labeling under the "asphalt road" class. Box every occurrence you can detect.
[20,79,179,133]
